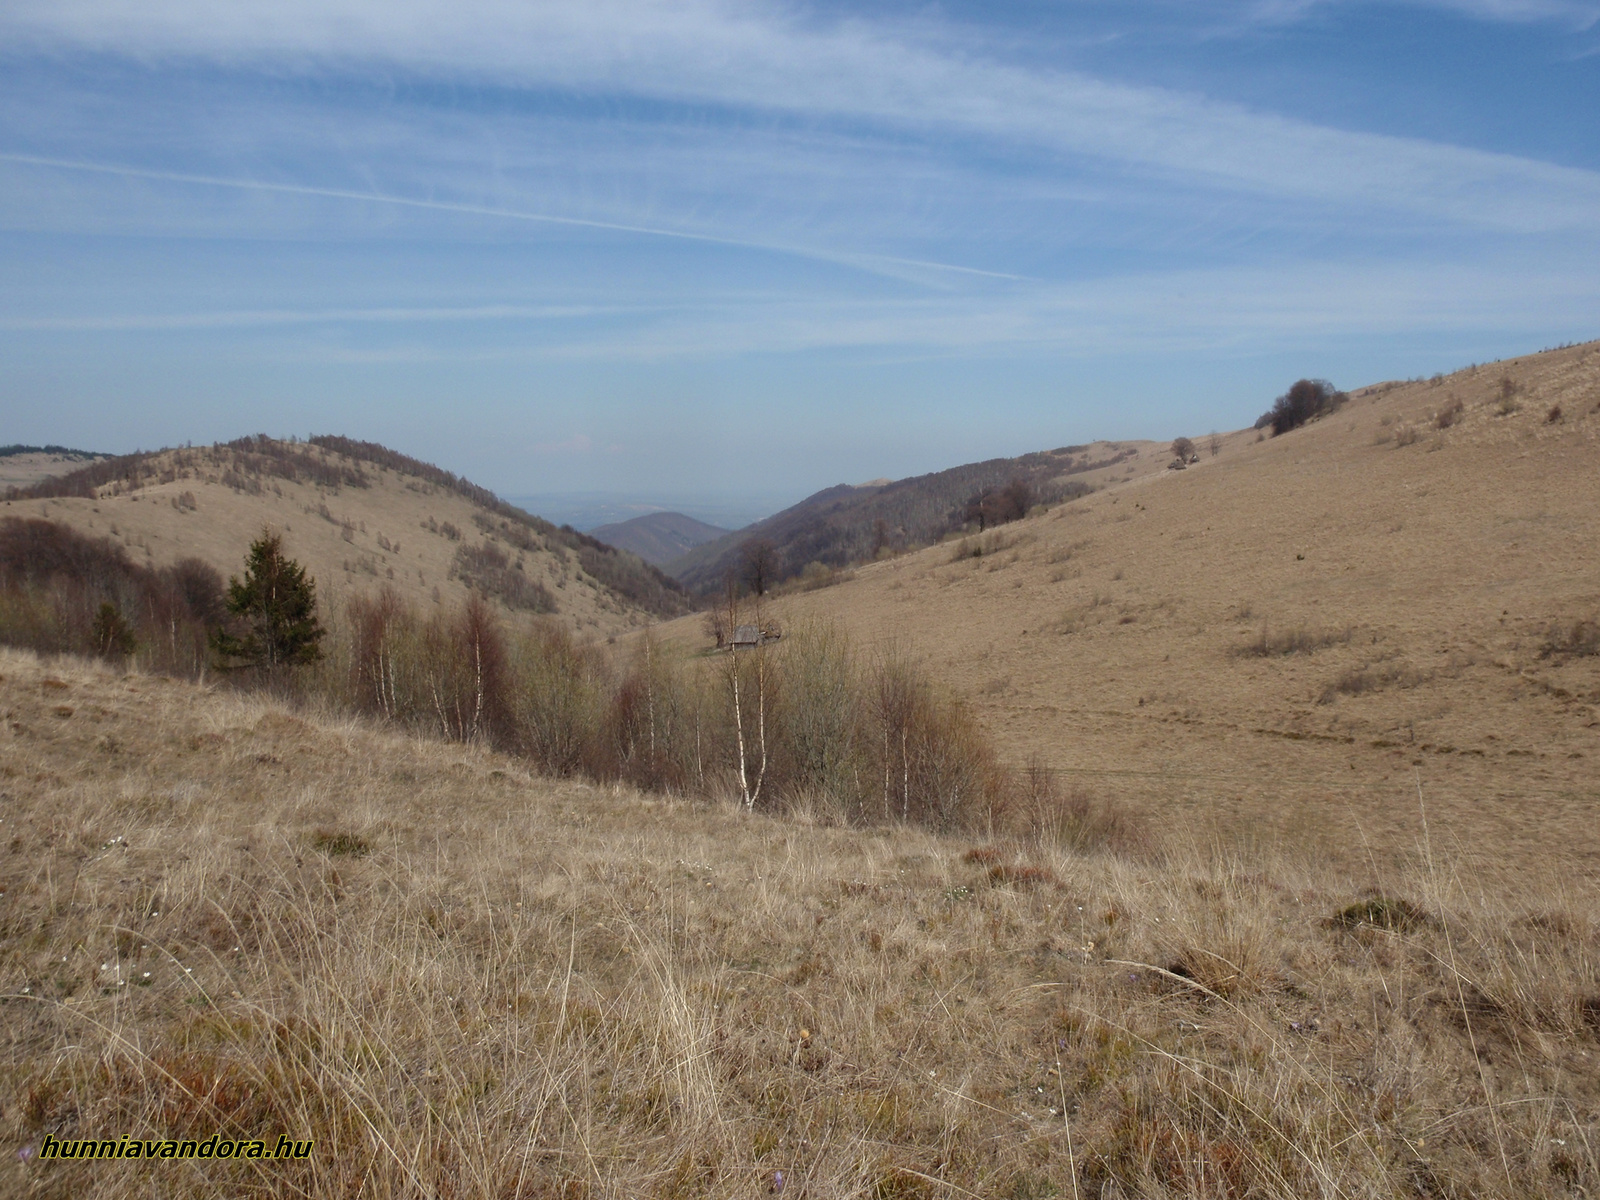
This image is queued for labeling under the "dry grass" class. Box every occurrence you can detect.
[3,648,1597,1198]
[2,440,654,641]
[660,339,1600,882]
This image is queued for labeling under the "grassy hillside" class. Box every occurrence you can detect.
[591,510,730,566]
[667,442,1162,595]
[654,341,1600,877]
[0,446,107,491]
[3,647,1595,1198]
[2,435,688,637]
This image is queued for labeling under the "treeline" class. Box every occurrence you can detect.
[0,518,223,675]
[0,517,1125,842]
[0,444,102,459]
[4,436,370,501]
[327,588,1098,837]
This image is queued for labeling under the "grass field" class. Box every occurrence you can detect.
[3,648,1596,1198]
[659,341,1600,883]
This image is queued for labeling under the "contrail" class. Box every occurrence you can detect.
[0,152,1027,285]
[0,303,634,332]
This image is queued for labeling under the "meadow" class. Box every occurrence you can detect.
[2,647,1596,1198]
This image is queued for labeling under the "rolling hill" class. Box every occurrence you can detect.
[654,340,1600,876]
[4,351,1599,1199]
[2,435,689,637]
[0,445,107,491]
[590,510,729,566]
[664,442,1162,594]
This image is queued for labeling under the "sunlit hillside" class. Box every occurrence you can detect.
[658,341,1600,877]
[3,437,687,638]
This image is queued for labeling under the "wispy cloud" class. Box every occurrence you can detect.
[0,301,626,333]
[33,253,1584,362]
[0,152,1024,285]
[5,1,1599,232]
[1252,0,1600,24]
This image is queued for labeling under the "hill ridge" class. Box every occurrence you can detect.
[4,434,689,634]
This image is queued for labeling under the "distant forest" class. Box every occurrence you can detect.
[671,443,1134,594]
[0,443,103,458]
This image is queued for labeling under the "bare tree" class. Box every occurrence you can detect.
[702,607,729,649]
[1207,431,1222,458]
[1171,436,1195,462]
[723,580,770,811]
[741,538,779,596]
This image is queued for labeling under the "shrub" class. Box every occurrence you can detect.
[449,542,556,613]
[1547,404,1563,424]
[1541,618,1600,662]
[509,623,610,777]
[1015,757,1149,855]
[1316,662,1426,704]
[1433,399,1464,430]
[1233,625,1351,657]
[1259,379,1347,436]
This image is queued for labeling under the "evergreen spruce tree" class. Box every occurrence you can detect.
[212,531,325,671]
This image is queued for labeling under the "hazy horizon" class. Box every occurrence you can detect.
[4,0,1599,498]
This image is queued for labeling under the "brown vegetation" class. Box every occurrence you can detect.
[2,650,1596,1198]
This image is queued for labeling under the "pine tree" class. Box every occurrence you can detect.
[212,531,325,671]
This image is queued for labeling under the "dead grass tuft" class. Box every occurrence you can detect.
[1330,895,1431,932]
[308,829,370,857]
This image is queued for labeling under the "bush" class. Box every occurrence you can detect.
[449,542,556,613]
[1541,618,1599,662]
[1233,625,1351,657]
[1259,379,1347,436]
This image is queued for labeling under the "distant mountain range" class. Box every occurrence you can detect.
[590,511,730,567]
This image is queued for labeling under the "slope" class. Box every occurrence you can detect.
[0,446,107,491]
[3,646,1595,1198]
[657,341,1600,874]
[2,435,688,637]
[590,510,729,566]
[666,441,1164,593]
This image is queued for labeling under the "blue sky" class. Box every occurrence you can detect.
[3,0,1598,518]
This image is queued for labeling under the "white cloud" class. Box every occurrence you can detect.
[4,0,1599,232]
